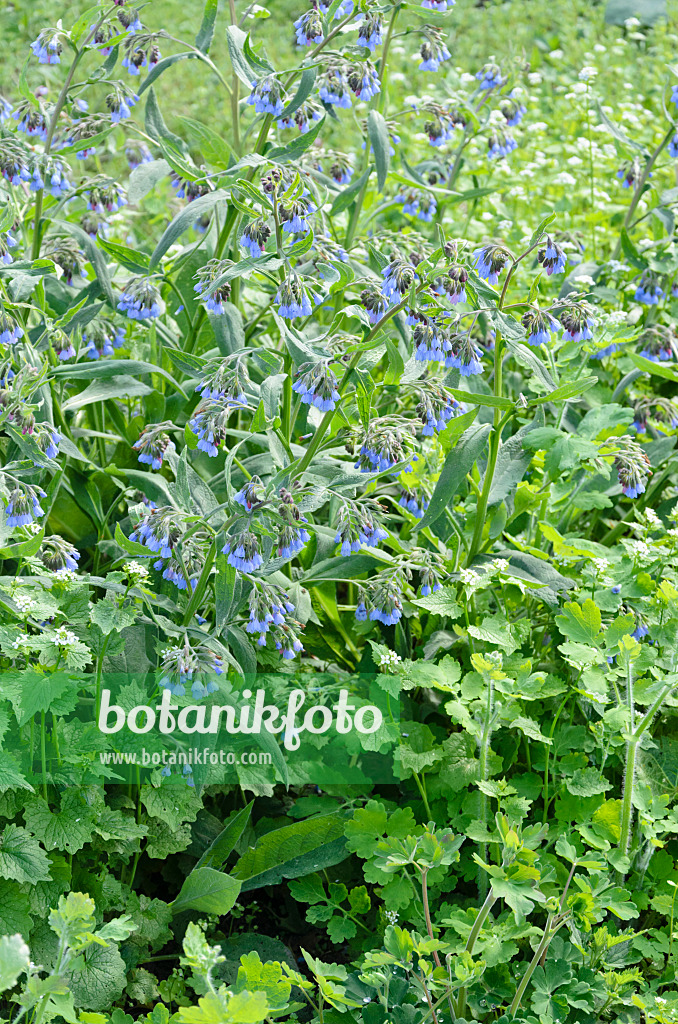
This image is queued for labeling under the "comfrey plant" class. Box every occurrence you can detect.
[0,3,677,1023]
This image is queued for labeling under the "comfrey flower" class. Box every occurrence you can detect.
[357,13,382,52]
[246,581,295,641]
[222,530,263,572]
[616,159,643,189]
[476,62,504,91]
[538,237,567,276]
[634,271,663,305]
[318,67,352,108]
[292,360,341,412]
[415,387,462,435]
[424,108,465,147]
[158,540,205,592]
[171,174,213,203]
[670,132,678,159]
[40,535,80,573]
[50,328,76,362]
[356,576,404,626]
[0,313,22,347]
[419,29,451,72]
[278,99,323,133]
[638,324,674,362]
[86,182,127,213]
[488,130,517,159]
[445,264,468,303]
[247,75,287,116]
[335,502,389,555]
[106,86,140,122]
[632,618,649,642]
[82,318,126,359]
[122,38,161,75]
[133,424,175,470]
[347,64,381,102]
[421,0,454,9]
[399,489,429,519]
[361,287,389,324]
[500,94,527,126]
[354,423,413,473]
[118,278,162,320]
[118,7,143,32]
[0,95,13,122]
[559,302,595,342]
[276,490,311,558]
[30,28,62,64]
[274,623,304,660]
[195,357,249,405]
[234,476,265,511]
[275,276,321,320]
[473,244,510,286]
[522,309,559,347]
[398,190,437,222]
[4,484,46,528]
[0,232,17,266]
[279,198,312,235]
[194,260,233,315]
[612,437,651,499]
[382,254,418,302]
[413,319,448,363]
[159,639,222,700]
[447,332,484,376]
[13,105,48,141]
[130,506,184,558]
[419,565,442,597]
[34,424,61,462]
[125,141,153,169]
[239,219,271,258]
[43,238,87,287]
[294,6,323,46]
[189,400,234,457]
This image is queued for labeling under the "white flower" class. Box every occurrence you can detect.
[12,633,32,650]
[593,558,609,573]
[549,48,564,59]
[124,561,149,581]
[379,650,402,671]
[573,274,595,287]
[553,172,577,186]
[385,909,399,924]
[14,593,36,614]
[493,558,509,573]
[53,627,78,647]
[459,568,480,585]
[527,72,542,85]
[624,15,640,27]
[578,66,598,81]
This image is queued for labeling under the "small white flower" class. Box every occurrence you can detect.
[549,48,564,59]
[53,627,78,647]
[385,909,399,924]
[624,15,641,27]
[527,72,543,85]
[14,593,36,614]
[124,560,150,581]
[493,558,509,573]
[573,274,595,287]
[12,633,32,650]
[578,66,598,81]
[459,568,480,585]
[379,650,402,671]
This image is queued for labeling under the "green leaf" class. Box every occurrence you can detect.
[23,794,95,855]
[0,881,32,938]
[232,814,348,892]
[138,52,206,96]
[178,116,234,168]
[0,825,51,883]
[279,67,317,120]
[196,802,254,870]
[225,25,260,87]
[594,97,644,151]
[530,377,598,405]
[529,212,556,248]
[0,933,30,993]
[66,942,127,1011]
[149,189,229,270]
[367,111,391,192]
[448,388,514,410]
[97,238,151,275]
[417,423,492,530]
[195,0,219,52]
[60,376,154,412]
[172,867,241,916]
[330,167,371,216]
[555,599,603,646]
[488,409,544,505]
[268,116,326,162]
[566,768,612,797]
[127,158,171,204]
[629,352,678,383]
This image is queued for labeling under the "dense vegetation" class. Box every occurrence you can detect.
[0,1,677,1023]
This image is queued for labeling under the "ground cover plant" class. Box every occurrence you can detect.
[2,0,678,1021]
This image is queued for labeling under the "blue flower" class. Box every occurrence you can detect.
[539,237,567,276]
[294,7,324,46]
[348,66,381,102]
[222,531,263,573]
[5,486,46,528]
[560,304,595,342]
[357,13,383,52]
[292,360,341,411]
[247,76,287,115]
[421,0,454,8]
[522,310,559,347]
[107,89,140,122]
[475,62,504,91]
[118,278,162,320]
[488,130,517,159]
[318,69,352,108]
[0,96,13,121]
[30,31,62,64]
[473,245,509,285]
[240,219,271,257]
[276,277,320,319]
[634,272,663,305]
[125,142,153,169]
[133,427,175,470]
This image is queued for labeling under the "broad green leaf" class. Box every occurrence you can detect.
[367,110,391,192]
[417,423,492,530]
[0,933,30,992]
[0,825,51,883]
[172,867,241,916]
[232,814,348,891]
[196,802,254,870]
[555,599,603,646]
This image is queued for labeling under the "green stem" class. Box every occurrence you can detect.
[542,693,570,822]
[456,889,497,1018]
[509,921,557,1017]
[412,772,432,820]
[611,123,676,260]
[228,0,241,154]
[40,711,48,800]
